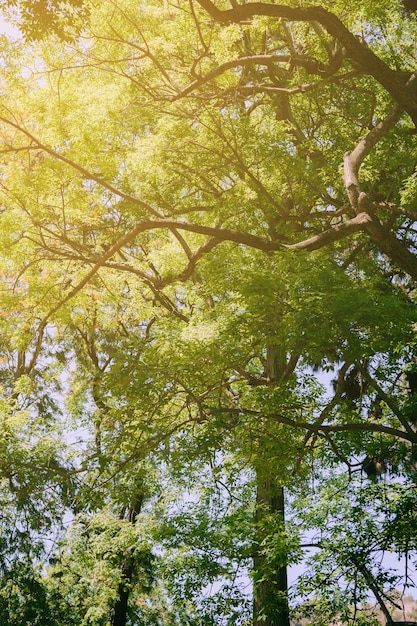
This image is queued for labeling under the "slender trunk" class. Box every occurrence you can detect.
[111,493,144,626]
[253,476,290,626]
[253,340,290,626]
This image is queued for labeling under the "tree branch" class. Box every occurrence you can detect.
[0,112,193,259]
[285,213,371,251]
[195,1,417,123]
[171,54,291,99]
[343,105,403,212]
[209,407,417,443]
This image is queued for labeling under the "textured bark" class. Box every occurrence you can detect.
[342,103,417,282]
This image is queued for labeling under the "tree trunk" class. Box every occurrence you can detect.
[253,476,290,626]
[253,339,290,626]
[111,493,144,626]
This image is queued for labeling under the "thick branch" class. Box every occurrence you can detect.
[209,407,417,443]
[195,1,417,123]
[19,213,373,371]
[272,414,417,443]
[130,219,280,251]
[351,557,399,626]
[343,105,403,211]
[341,100,417,279]
[363,213,417,282]
[285,213,370,251]
[360,365,417,439]
[106,214,369,254]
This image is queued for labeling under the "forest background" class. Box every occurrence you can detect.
[0,0,417,625]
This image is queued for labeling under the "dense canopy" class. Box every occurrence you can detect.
[0,1,416,625]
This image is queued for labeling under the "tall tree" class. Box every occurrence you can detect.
[0,1,415,623]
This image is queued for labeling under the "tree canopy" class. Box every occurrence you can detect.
[0,1,416,625]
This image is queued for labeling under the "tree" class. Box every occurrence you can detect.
[0,1,415,624]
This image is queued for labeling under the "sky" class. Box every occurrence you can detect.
[0,14,20,38]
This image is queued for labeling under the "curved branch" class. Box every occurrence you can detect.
[104,214,369,254]
[343,105,403,212]
[342,99,417,280]
[209,404,417,442]
[172,54,291,99]
[362,207,417,281]
[268,410,417,443]
[312,421,417,443]
[26,216,161,374]
[0,112,193,260]
[195,1,417,123]
[285,213,370,251]
[131,218,281,251]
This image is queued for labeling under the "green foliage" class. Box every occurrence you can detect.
[1,0,89,40]
[0,561,58,626]
[0,0,414,624]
